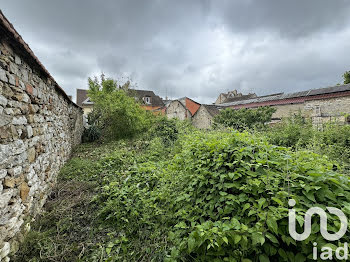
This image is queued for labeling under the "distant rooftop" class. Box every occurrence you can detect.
[220,84,350,107]
[76,88,165,107]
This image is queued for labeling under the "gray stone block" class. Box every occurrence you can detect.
[0,68,8,83]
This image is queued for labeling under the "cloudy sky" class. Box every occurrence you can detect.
[2,1,350,103]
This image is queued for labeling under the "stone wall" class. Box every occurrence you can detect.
[192,106,213,129]
[305,96,350,125]
[0,37,83,260]
[166,100,191,120]
[270,96,350,125]
[271,103,313,120]
[200,95,350,129]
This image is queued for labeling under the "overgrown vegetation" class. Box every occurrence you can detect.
[14,84,350,261]
[265,114,350,169]
[86,75,154,140]
[213,107,276,130]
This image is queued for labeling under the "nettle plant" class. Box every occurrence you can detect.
[165,131,350,262]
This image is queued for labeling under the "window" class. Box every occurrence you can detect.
[143,96,151,104]
[314,105,321,116]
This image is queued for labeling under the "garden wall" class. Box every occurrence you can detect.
[0,12,83,261]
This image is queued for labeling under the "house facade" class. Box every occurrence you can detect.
[129,89,164,111]
[165,100,191,120]
[81,97,94,115]
[165,97,201,120]
[192,104,221,129]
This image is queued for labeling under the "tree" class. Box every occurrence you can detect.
[213,106,276,130]
[343,71,350,84]
[87,74,153,139]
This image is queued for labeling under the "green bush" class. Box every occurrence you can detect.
[311,123,350,168]
[88,75,154,140]
[96,130,350,261]
[265,115,350,168]
[151,117,179,145]
[165,131,350,261]
[213,107,276,130]
[265,114,314,149]
[82,125,101,143]
[16,121,350,262]
[96,141,173,261]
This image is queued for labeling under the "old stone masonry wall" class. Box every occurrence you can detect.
[0,39,83,260]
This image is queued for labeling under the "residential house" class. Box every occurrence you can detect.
[192,104,222,129]
[165,97,201,120]
[215,90,257,105]
[76,88,88,107]
[75,88,164,115]
[129,89,164,111]
[81,97,94,115]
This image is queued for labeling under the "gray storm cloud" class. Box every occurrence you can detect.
[2,0,350,103]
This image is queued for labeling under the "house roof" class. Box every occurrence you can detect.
[0,10,79,108]
[129,89,164,107]
[222,93,257,103]
[175,96,201,115]
[76,89,88,106]
[203,104,221,117]
[163,100,173,106]
[192,104,223,118]
[177,96,201,104]
[77,88,165,107]
[220,84,350,107]
[82,97,93,105]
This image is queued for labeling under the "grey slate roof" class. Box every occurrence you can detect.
[193,104,223,118]
[163,100,173,107]
[76,89,88,106]
[220,84,350,107]
[129,89,164,107]
[203,105,221,117]
[78,89,165,107]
